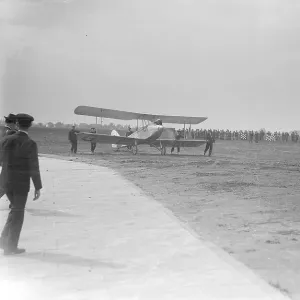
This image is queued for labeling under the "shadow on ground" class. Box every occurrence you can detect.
[26,208,80,218]
[22,251,126,269]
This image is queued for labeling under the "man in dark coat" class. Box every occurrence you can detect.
[204,132,214,156]
[171,129,183,154]
[0,113,18,205]
[68,125,80,154]
[1,113,17,138]
[0,114,42,255]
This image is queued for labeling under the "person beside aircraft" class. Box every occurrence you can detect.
[191,129,195,139]
[68,125,80,154]
[90,127,97,154]
[171,129,183,154]
[204,132,214,156]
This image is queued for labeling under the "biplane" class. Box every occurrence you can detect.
[74,106,207,155]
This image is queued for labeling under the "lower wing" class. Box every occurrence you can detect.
[77,132,138,146]
[151,139,206,147]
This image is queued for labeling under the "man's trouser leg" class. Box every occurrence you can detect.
[0,188,12,209]
[73,142,78,154]
[1,192,28,251]
[171,141,176,153]
[71,141,77,153]
[209,143,213,156]
[204,142,209,154]
[1,192,13,243]
[171,141,180,153]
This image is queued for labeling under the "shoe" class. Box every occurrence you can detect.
[3,248,26,256]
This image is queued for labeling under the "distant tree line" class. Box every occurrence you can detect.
[0,119,131,130]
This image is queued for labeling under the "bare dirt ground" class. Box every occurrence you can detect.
[28,127,300,299]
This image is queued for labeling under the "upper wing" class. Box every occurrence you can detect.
[77,132,136,145]
[153,115,207,125]
[74,106,137,121]
[151,139,207,147]
[74,106,207,125]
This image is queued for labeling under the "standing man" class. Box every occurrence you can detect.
[171,129,183,154]
[126,126,133,150]
[0,114,42,255]
[68,125,80,154]
[0,114,18,205]
[249,131,254,143]
[255,131,259,143]
[1,113,17,138]
[204,132,214,156]
[90,127,97,154]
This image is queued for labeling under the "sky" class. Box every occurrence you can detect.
[0,0,300,131]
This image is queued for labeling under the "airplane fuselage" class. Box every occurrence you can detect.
[128,124,164,144]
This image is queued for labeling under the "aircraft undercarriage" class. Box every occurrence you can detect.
[130,140,166,155]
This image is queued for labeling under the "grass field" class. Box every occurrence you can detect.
[6,126,300,298]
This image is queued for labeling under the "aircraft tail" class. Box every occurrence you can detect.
[111,130,120,149]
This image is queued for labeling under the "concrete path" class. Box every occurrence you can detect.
[0,157,289,300]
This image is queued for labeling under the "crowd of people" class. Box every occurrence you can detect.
[180,128,300,142]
